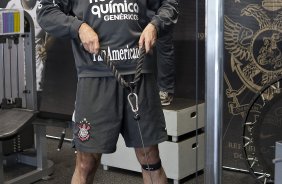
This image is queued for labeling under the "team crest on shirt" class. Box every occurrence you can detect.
[77,118,91,142]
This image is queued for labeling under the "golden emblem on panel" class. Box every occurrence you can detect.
[224,3,282,116]
[262,0,282,11]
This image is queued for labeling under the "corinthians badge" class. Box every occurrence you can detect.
[224,2,282,116]
[77,118,91,142]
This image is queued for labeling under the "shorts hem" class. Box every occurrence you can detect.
[74,143,116,154]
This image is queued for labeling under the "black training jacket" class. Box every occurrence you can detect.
[37,0,178,77]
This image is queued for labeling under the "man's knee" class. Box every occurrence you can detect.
[76,152,101,173]
[135,145,161,165]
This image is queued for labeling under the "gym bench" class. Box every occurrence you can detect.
[0,11,54,184]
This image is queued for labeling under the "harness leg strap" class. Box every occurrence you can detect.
[141,161,162,171]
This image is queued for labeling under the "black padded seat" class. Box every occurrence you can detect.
[0,109,36,140]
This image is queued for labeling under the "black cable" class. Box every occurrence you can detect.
[103,47,155,184]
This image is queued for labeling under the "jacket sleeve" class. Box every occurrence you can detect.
[36,0,83,39]
[149,0,179,37]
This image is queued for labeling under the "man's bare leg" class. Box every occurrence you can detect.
[135,145,167,184]
[71,151,102,184]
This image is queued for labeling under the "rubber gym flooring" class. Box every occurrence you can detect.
[3,125,259,184]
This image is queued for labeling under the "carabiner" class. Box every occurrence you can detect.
[127,92,139,113]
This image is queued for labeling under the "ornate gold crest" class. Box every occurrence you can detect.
[262,0,282,11]
[225,3,282,116]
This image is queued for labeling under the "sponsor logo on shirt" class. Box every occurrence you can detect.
[89,0,139,21]
[92,45,140,62]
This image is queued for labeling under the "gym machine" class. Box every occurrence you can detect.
[0,10,54,184]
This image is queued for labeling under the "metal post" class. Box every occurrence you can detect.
[35,124,48,170]
[0,42,4,101]
[205,0,224,183]
[274,141,282,184]
[23,12,37,111]
[0,142,4,184]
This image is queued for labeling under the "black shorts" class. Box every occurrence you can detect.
[72,74,168,153]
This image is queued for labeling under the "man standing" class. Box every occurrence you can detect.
[147,7,176,106]
[157,32,175,106]
[37,0,178,183]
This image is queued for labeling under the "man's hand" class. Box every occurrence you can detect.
[139,23,157,53]
[78,23,100,54]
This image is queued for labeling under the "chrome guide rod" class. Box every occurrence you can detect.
[205,0,224,183]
